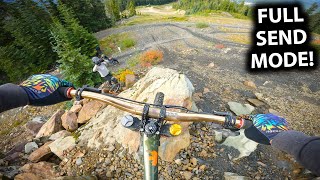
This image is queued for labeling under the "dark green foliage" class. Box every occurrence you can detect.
[106,0,121,23]
[127,0,136,17]
[60,0,112,32]
[51,4,101,87]
[308,3,320,34]
[135,0,176,6]
[0,0,57,84]
[173,0,250,17]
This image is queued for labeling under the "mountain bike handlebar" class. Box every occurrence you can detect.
[66,88,253,130]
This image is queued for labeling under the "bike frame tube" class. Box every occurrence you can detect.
[143,134,159,180]
[69,90,246,128]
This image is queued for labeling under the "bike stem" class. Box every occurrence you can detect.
[142,92,165,180]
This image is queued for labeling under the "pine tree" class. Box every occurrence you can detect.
[60,0,112,32]
[0,0,57,83]
[106,0,121,23]
[127,0,136,17]
[51,4,101,87]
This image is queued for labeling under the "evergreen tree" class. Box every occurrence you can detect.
[106,0,121,23]
[51,4,101,87]
[127,0,136,17]
[0,0,57,83]
[60,0,112,32]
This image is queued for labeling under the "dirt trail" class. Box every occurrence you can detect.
[92,6,320,178]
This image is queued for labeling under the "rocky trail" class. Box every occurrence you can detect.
[0,7,320,180]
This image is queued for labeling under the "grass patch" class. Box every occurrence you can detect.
[196,22,209,29]
[122,14,188,26]
[225,34,250,45]
[100,33,136,55]
[127,55,140,68]
[64,101,73,110]
[218,27,249,33]
[72,131,81,141]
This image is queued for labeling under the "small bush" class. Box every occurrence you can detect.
[121,38,136,48]
[100,33,136,55]
[140,50,163,67]
[127,56,140,68]
[196,22,209,29]
[115,69,135,83]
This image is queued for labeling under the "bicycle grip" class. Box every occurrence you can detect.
[240,119,253,129]
[57,87,73,99]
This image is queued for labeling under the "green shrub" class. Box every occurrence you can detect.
[100,33,136,55]
[196,22,209,28]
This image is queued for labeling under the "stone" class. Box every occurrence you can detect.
[14,173,42,180]
[175,159,182,165]
[125,74,136,88]
[228,102,255,115]
[222,130,258,160]
[214,130,223,143]
[25,142,38,154]
[254,93,263,100]
[224,172,250,180]
[78,100,104,124]
[208,62,215,68]
[49,176,98,180]
[31,116,45,123]
[243,81,257,89]
[76,158,83,166]
[61,111,78,132]
[199,165,206,171]
[78,67,194,162]
[49,130,72,141]
[203,87,210,94]
[182,171,193,180]
[36,110,65,138]
[268,109,283,117]
[4,141,27,162]
[49,136,76,159]
[28,141,53,162]
[20,162,59,179]
[70,105,82,113]
[190,158,197,166]
[247,99,266,107]
[25,121,44,136]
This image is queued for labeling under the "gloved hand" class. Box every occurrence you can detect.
[20,74,74,106]
[244,113,289,145]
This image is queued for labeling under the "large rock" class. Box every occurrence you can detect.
[25,121,44,136]
[222,130,258,160]
[69,105,82,113]
[228,102,254,116]
[4,141,27,162]
[125,74,136,88]
[20,162,59,179]
[49,130,72,141]
[224,172,250,180]
[14,173,42,180]
[78,67,195,162]
[28,141,53,163]
[77,100,105,124]
[24,142,38,154]
[49,136,76,159]
[61,111,78,132]
[36,110,65,138]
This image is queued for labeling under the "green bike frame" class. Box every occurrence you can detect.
[143,134,160,180]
